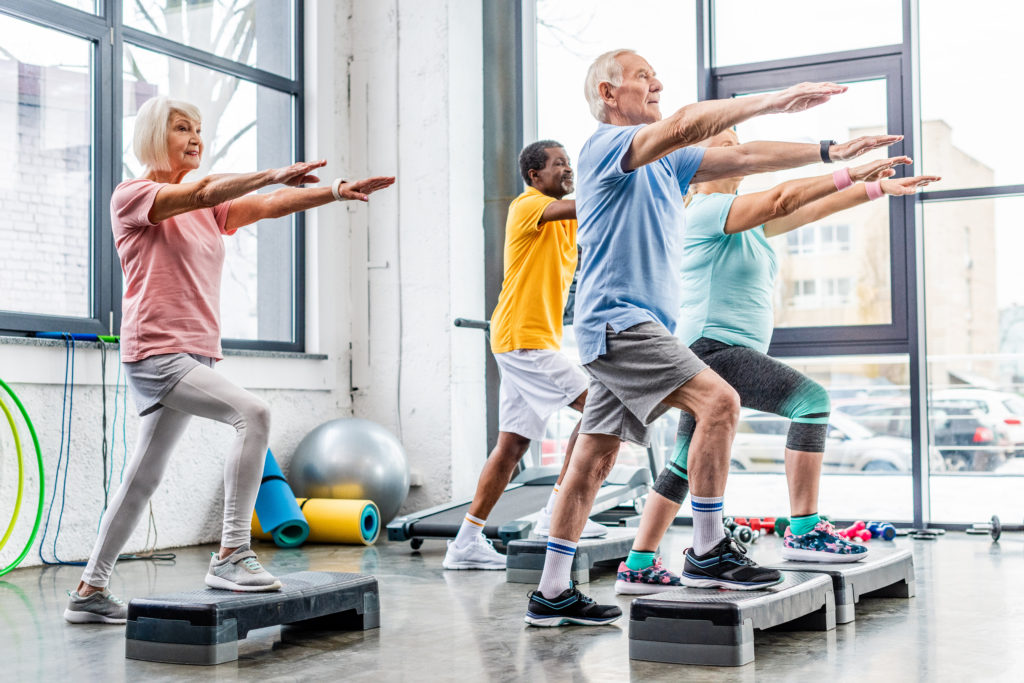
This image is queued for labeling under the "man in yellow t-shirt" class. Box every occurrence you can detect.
[445,141,608,571]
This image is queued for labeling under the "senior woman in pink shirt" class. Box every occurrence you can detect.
[64,96,394,624]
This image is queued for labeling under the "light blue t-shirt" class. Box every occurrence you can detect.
[573,123,705,364]
[676,192,779,354]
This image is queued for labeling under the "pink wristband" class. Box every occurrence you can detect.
[865,180,884,200]
[832,167,853,190]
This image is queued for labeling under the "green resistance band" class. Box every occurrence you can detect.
[0,378,44,577]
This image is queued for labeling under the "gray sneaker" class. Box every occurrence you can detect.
[205,544,282,592]
[64,589,128,624]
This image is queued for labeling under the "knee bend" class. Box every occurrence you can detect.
[653,467,689,504]
[238,396,271,437]
[790,381,830,421]
[698,386,740,427]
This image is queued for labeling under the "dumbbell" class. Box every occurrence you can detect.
[966,514,1002,542]
[866,521,897,541]
[723,517,758,544]
[747,517,776,534]
[839,521,871,543]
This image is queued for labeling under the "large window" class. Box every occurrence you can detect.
[0,0,303,350]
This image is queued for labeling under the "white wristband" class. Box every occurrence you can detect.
[331,177,348,201]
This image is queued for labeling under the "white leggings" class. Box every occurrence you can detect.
[81,364,270,587]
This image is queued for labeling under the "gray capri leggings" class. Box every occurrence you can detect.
[654,337,831,503]
[81,363,270,587]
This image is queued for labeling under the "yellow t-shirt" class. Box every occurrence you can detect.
[490,186,578,353]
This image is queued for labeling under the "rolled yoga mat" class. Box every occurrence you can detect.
[251,449,310,548]
[297,498,380,545]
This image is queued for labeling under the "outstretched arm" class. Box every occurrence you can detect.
[623,81,847,172]
[539,200,576,223]
[763,173,940,237]
[148,160,327,223]
[722,157,910,235]
[694,134,904,183]
[225,176,396,231]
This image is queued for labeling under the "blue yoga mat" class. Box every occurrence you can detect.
[253,449,310,548]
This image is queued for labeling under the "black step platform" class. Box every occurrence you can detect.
[629,572,834,667]
[505,526,637,584]
[125,571,379,665]
[754,544,915,624]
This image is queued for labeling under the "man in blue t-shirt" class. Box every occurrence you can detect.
[525,48,902,627]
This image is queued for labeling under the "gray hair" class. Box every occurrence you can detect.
[132,95,202,171]
[584,49,635,122]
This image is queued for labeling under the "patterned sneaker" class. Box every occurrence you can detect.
[64,588,128,624]
[524,583,621,627]
[614,557,683,595]
[443,533,506,570]
[782,520,870,563]
[681,536,783,590]
[534,508,608,539]
[205,544,283,592]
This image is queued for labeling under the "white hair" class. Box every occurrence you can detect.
[132,95,202,171]
[584,49,635,122]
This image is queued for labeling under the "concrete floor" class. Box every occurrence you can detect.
[2,529,1023,682]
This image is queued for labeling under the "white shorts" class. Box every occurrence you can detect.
[494,349,589,442]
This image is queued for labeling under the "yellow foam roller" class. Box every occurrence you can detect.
[255,498,380,546]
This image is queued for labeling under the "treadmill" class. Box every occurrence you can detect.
[387,318,658,549]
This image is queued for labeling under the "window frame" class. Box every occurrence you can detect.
[0,0,305,352]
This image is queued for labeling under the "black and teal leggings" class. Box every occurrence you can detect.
[653,336,831,504]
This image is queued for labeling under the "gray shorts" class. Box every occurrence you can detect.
[580,322,707,446]
[123,353,215,416]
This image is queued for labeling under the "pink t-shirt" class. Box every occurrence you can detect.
[111,178,236,362]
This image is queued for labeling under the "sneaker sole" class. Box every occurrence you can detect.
[781,546,870,563]
[614,579,681,595]
[680,573,785,591]
[442,561,506,570]
[205,575,283,592]
[63,608,126,625]
[524,613,621,627]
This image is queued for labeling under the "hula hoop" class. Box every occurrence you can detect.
[0,378,44,577]
[0,394,23,552]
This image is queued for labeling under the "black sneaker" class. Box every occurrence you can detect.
[681,536,783,590]
[524,584,622,627]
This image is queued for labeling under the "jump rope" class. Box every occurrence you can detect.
[34,334,174,567]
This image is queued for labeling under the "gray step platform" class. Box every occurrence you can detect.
[755,544,915,624]
[125,571,379,665]
[629,572,834,667]
[505,526,637,584]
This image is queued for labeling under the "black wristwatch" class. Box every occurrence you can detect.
[820,139,836,163]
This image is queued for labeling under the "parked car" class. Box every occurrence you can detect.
[931,388,1024,456]
[729,408,943,473]
[835,397,1010,472]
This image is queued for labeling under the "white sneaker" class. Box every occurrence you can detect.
[443,534,506,570]
[205,544,282,592]
[534,508,608,539]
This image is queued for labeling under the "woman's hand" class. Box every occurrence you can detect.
[851,155,912,182]
[880,175,941,196]
[830,134,904,162]
[336,176,397,202]
[268,160,328,186]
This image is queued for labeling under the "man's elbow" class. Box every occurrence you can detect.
[668,111,718,148]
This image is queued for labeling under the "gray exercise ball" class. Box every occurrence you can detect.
[290,418,411,523]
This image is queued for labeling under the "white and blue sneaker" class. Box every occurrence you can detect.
[443,533,506,570]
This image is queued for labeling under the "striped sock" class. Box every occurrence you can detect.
[691,495,726,555]
[544,484,561,514]
[454,513,486,548]
[789,512,820,536]
[537,536,577,599]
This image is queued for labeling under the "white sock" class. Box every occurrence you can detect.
[454,513,486,548]
[537,536,577,599]
[691,495,726,555]
[544,484,560,514]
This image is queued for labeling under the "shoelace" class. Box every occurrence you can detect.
[241,556,264,572]
[717,537,754,566]
[67,589,124,605]
[815,521,838,536]
[651,557,666,571]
